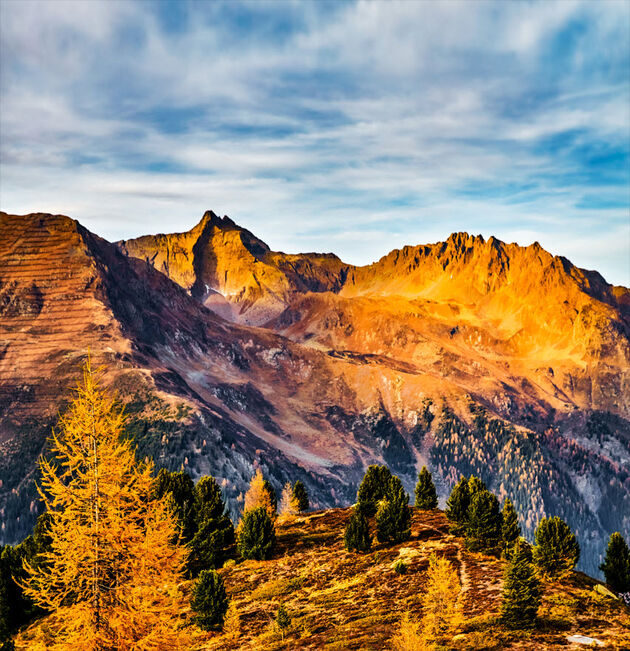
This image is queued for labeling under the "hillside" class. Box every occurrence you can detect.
[1,211,629,579]
[204,508,629,649]
[14,507,630,650]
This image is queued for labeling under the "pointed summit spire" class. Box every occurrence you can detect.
[196,210,237,231]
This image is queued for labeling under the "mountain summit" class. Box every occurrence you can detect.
[118,212,348,323]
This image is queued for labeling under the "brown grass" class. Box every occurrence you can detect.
[202,508,630,650]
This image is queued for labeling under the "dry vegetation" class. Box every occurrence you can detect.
[205,508,630,650]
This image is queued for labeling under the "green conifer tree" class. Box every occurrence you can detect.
[445,476,470,535]
[154,469,196,542]
[275,604,291,640]
[414,466,438,510]
[237,507,276,560]
[292,481,309,512]
[467,475,487,498]
[465,489,502,552]
[501,498,521,560]
[357,465,392,516]
[189,475,235,576]
[376,475,411,544]
[344,507,372,552]
[501,540,541,629]
[0,511,52,644]
[532,516,580,579]
[599,532,630,593]
[190,569,229,631]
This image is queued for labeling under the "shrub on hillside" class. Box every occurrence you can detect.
[237,507,276,560]
[501,539,541,629]
[275,604,291,640]
[357,464,392,516]
[414,466,438,510]
[532,516,580,579]
[191,569,229,631]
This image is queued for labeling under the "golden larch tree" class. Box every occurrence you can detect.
[391,611,428,651]
[20,360,195,650]
[278,481,299,520]
[421,553,463,642]
[243,468,276,520]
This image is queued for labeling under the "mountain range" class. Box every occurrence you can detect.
[1,210,628,577]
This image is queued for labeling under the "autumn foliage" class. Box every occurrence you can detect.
[243,469,277,521]
[20,361,193,649]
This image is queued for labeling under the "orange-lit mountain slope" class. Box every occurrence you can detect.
[118,211,349,324]
[1,211,629,578]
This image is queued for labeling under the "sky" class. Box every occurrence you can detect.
[1,0,629,286]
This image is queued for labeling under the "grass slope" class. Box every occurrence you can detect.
[209,508,630,650]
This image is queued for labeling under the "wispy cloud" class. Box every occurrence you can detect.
[1,0,628,284]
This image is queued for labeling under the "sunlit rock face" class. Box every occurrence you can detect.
[1,210,629,577]
[118,210,350,325]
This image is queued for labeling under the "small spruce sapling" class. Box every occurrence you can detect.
[191,569,229,631]
[275,604,291,640]
[414,466,438,510]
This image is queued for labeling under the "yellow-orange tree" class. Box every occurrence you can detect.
[21,360,194,649]
[421,554,463,642]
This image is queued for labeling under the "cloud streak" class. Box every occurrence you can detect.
[1,0,628,285]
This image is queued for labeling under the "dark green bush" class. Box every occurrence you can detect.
[190,569,229,631]
[237,507,276,560]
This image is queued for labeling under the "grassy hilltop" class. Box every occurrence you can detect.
[207,508,630,650]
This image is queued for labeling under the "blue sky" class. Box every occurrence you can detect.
[1,0,628,285]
